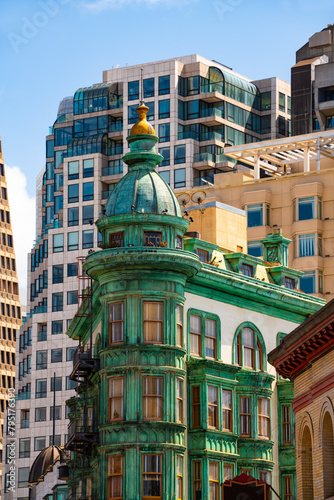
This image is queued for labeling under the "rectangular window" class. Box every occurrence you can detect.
[144,78,154,98]
[209,462,219,500]
[83,158,94,178]
[18,467,30,488]
[52,264,64,284]
[35,407,46,421]
[143,376,163,420]
[177,379,183,423]
[298,233,316,257]
[83,182,94,201]
[52,292,63,312]
[177,456,183,500]
[279,92,285,112]
[51,348,63,363]
[193,461,202,500]
[36,350,47,370]
[83,229,94,249]
[143,302,163,343]
[158,123,170,143]
[109,302,124,344]
[282,405,291,445]
[296,196,321,221]
[66,347,77,361]
[159,75,170,95]
[108,455,123,499]
[128,80,139,100]
[110,231,124,248]
[222,389,232,431]
[258,398,270,439]
[68,161,79,180]
[192,385,201,428]
[299,270,316,294]
[68,231,79,251]
[159,146,170,166]
[195,248,209,263]
[34,436,46,452]
[50,406,61,420]
[176,305,183,347]
[284,476,293,500]
[109,377,124,421]
[36,379,47,399]
[52,320,63,335]
[159,99,170,119]
[144,231,162,247]
[241,263,253,277]
[247,204,264,227]
[223,464,233,481]
[205,319,216,358]
[240,396,251,436]
[190,314,201,356]
[53,233,64,253]
[66,376,77,390]
[51,377,62,392]
[67,262,78,277]
[68,206,79,227]
[208,386,218,429]
[261,91,271,111]
[142,454,162,499]
[19,438,30,458]
[174,145,186,165]
[83,204,94,225]
[68,183,79,203]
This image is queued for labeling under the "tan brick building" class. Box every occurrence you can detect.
[268,299,334,500]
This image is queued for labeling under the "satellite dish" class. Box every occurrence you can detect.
[177,193,190,207]
[191,190,206,205]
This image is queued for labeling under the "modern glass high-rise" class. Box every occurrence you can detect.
[1,54,291,497]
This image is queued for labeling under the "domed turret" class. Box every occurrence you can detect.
[104,104,182,217]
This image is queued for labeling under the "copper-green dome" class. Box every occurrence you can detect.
[105,166,182,217]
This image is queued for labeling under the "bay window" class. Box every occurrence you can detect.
[240,396,251,437]
[109,378,124,421]
[108,455,123,499]
[109,302,124,344]
[143,302,163,343]
[142,454,162,499]
[143,376,163,420]
[258,398,270,439]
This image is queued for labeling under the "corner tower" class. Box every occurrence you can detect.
[66,104,201,499]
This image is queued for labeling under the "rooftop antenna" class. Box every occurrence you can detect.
[140,67,144,104]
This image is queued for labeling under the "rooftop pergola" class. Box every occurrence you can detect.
[223,130,334,179]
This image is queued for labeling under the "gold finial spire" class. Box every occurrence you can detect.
[130,68,156,136]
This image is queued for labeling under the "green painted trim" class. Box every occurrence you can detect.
[231,321,267,371]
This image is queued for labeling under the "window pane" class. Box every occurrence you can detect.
[299,233,315,257]
[110,303,124,343]
[247,204,263,227]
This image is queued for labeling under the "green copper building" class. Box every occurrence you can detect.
[65,105,324,500]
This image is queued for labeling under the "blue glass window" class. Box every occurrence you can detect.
[52,321,63,335]
[159,75,170,95]
[67,291,78,305]
[128,81,139,100]
[83,182,94,201]
[174,168,186,188]
[53,234,63,253]
[159,123,170,143]
[54,126,72,147]
[83,205,94,225]
[54,196,63,215]
[144,78,154,98]
[68,207,79,226]
[67,263,78,277]
[68,161,79,180]
[83,158,94,178]
[68,231,79,251]
[51,377,62,392]
[159,147,170,166]
[46,206,54,225]
[279,93,285,112]
[46,162,54,180]
[159,100,170,119]
[55,150,66,169]
[52,292,63,312]
[46,140,54,158]
[246,204,270,227]
[159,170,170,185]
[52,265,63,284]
[146,101,154,121]
[83,229,94,249]
[128,104,139,124]
[299,271,316,294]
[46,184,54,202]
[247,241,263,258]
[298,234,322,257]
[295,196,322,221]
[54,173,63,192]
[68,184,79,203]
[104,159,123,176]
[174,145,186,164]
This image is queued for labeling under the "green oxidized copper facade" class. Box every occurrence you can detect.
[65,105,324,500]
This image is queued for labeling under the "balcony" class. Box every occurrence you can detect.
[200,107,224,126]
[66,413,99,454]
[200,83,224,103]
[70,345,100,383]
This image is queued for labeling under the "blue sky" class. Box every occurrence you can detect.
[0,0,333,300]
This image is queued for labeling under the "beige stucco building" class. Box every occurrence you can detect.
[177,130,334,300]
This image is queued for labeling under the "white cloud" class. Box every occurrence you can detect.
[5,165,35,306]
[82,0,196,11]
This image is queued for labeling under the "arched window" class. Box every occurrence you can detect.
[322,412,334,498]
[301,425,313,500]
[233,324,265,370]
